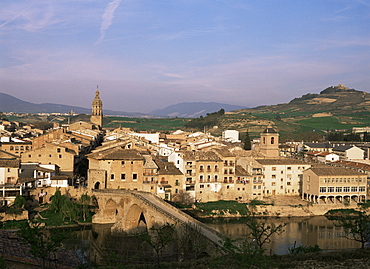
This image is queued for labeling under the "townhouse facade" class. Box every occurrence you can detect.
[21,142,77,176]
[255,159,311,196]
[0,150,21,205]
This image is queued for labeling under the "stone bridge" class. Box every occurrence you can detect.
[92,189,225,250]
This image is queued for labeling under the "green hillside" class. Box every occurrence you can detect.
[191,85,370,140]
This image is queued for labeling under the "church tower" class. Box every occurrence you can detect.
[91,87,103,128]
[260,126,279,158]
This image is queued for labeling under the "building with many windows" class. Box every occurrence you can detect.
[302,166,367,204]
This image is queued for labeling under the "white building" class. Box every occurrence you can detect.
[256,158,311,196]
[332,145,364,161]
[222,130,240,143]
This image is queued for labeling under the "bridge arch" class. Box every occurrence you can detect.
[125,204,147,233]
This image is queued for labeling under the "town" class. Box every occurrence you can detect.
[0,89,369,215]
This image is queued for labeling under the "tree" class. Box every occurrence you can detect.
[243,131,251,150]
[245,212,286,250]
[135,223,177,268]
[172,190,194,206]
[18,222,67,269]
[50,188,77,222]
[336,211,370,249]
[13,195,26,209]
[79,193,92,222]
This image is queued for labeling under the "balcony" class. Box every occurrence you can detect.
[143,172,157,176]
[143,181,158,184]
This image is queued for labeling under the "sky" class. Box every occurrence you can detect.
[0,0,369,113]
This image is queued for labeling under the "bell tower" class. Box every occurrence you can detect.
[260,126,279,158]
[91,87,103,128]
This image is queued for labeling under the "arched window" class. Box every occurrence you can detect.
[271,137,275,144]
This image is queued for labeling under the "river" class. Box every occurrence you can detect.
[64,216,361,266]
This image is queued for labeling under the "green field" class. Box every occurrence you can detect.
[103,117,188,132]
[295,117,350,131]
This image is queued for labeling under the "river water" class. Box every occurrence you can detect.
[65,216,361,266]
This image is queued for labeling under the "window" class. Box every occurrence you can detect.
[121,161,125,165]
[328,187,334,192]
[200,185,204,188]
[121,174,126,180]
[287,167,291,170]
[320,187,326,193]
[271,182,276,186]
[287,182,291,186]
[57,148,61,153]
[110,174,115,180]
[271,137,274,144]
[132,173,138,180]
[335,187,342,192]
[59,155,62,158]
[272,175,276,179]
[351,187,358,192]
[343,187,350,192]
[175,179,179,186]
[359,186,365,192]
[272,167,276,171]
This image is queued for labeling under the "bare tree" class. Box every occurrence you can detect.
[336,211,370,249]
[245,212,286,251]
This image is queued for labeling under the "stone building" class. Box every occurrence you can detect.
[87,147,183,200]
[21,142,77,176]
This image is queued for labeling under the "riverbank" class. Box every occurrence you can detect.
[190,195,370,218]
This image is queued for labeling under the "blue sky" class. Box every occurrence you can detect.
[0,0,369,113]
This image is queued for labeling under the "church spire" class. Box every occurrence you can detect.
[91,86,103,128]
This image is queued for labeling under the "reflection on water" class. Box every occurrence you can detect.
[65,216,361,265]
[205,216,361,255]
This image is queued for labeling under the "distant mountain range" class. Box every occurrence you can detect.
[150,102,245,118]
[0,92,245,118]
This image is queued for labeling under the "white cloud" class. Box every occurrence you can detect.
[96,0,123,45]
